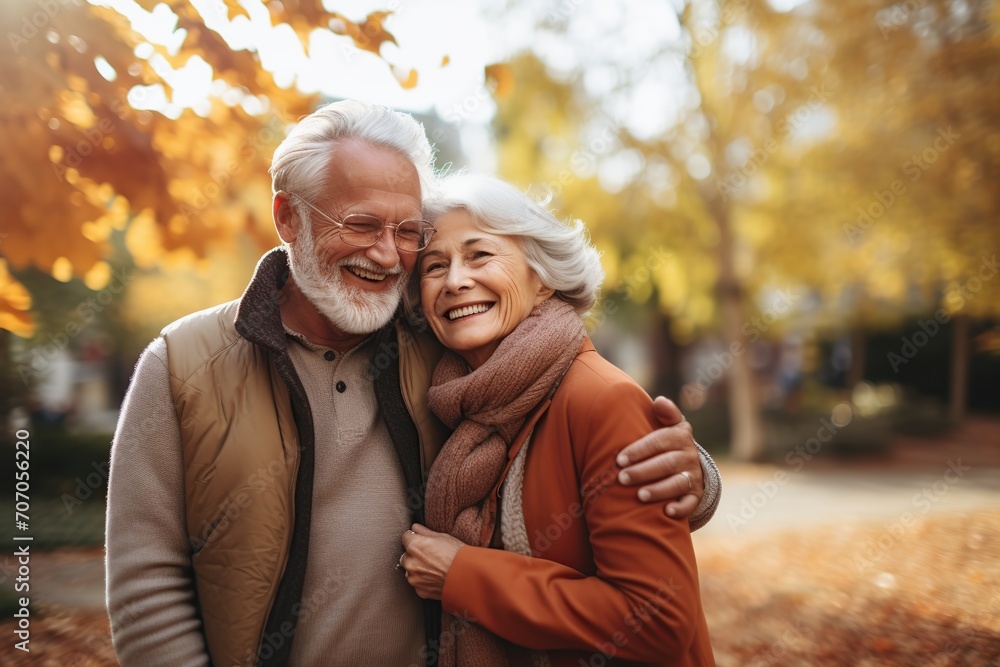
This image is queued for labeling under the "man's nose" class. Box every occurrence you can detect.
[365,227,401,269]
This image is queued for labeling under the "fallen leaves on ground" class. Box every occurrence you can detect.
[697,509,1000,666]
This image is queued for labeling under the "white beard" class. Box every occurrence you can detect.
[286,208,405,335]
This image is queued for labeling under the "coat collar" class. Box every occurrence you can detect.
[234,246,293,355]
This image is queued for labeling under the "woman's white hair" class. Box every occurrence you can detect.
[406,174,604,321]
[269,99,436,203]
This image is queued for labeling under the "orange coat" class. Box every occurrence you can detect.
[441,339,715,666]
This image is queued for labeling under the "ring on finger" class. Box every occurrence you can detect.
[396,553,405,571]
[680,470,693,492]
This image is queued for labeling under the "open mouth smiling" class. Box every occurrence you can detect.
[345,266,392,282]
[446,302,495,321]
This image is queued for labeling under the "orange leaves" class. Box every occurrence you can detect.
[330,10,397,56]
[394,67,419,90]
[1,0,421,334]
[220,0,250,22]
[0,260,33,337]
[699,509,1000,666]
[485,63,514,99]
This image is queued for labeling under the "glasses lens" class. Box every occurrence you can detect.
[395,220,430,251]
[340,215,383,246]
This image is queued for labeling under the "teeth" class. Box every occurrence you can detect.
[348,266,388,282]
[448,303,493,320]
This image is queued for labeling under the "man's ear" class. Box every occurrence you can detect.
[273,192,297,244]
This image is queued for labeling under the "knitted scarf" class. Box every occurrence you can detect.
[425,297,586,667]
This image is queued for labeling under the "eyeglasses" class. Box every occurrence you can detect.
[283,192,435,252]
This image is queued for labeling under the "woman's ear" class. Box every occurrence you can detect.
[273,192,297,244]
[534,284,556,306]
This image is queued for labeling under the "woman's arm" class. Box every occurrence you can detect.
[414,377,705,662]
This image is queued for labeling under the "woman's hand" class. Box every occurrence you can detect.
[616,397,705,517]
[400,523,465,600]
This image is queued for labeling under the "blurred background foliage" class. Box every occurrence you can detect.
[1,0,998,465]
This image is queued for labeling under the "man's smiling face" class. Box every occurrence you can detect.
[284,138,423,334]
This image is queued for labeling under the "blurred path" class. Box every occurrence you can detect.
[694,463,1000,539]
[696,418,1000,540]
[31,547,106,611]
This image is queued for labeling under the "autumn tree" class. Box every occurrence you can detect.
[0,0,406,336]
[494,0,1000,458]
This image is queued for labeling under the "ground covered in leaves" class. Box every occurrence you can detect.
[4,510,999,665]
[698,509,1000,666]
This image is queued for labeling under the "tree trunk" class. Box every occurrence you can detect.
[651,311,683,402]
[848,328,866,388]
[949,315,969,424]
[712,197,765,461]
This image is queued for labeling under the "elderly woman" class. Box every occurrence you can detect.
[400,175,715,667]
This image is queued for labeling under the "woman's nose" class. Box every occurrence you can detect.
[445,263,473,292]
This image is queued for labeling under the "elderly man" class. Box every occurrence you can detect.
[105,100,722,667]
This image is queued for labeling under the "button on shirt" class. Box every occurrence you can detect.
[283,327,424,666]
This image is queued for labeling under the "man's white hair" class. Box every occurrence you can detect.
[270,99,436,203]
[406,174,605,321]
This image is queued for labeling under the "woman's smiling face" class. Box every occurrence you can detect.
[419,209,552,369]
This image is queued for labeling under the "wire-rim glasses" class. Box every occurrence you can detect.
[283,191,434,252]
